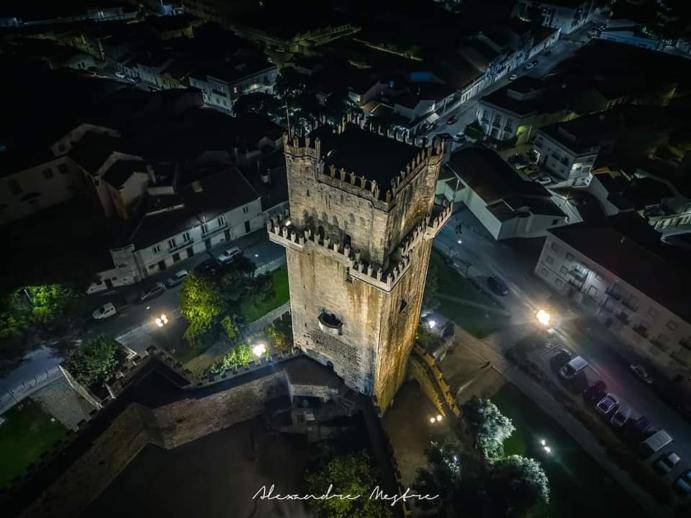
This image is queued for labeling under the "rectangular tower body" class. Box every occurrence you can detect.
[269,122,450,410]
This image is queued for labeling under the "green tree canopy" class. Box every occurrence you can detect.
[488,455,550,516]
[266,318,293,353]
[305,451,392,518]
[64,335,126,388]
[233,92,280,118]
[180,273,223,343]
[24,284,77,324]
[209,342,253,375]
[463,397,516,459]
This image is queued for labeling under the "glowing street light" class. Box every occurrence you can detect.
[543,446,552,454]
[252,343,267,357]
[155,313,169,327]
[428,319,437,329]
[436,414,443,422]
[284,219,292,227]
[535,309,552,327]
[539,439,546,446]
[429,417,436,424]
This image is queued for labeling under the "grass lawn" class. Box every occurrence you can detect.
[240,267,289,323]
[492,385,646,518]
[0,399,67,488]
[428,250,510,337]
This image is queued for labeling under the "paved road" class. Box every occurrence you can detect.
[0,231,285,400]
[435,207,691,484]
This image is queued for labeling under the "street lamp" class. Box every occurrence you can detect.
[155,313,168,328]
[436,414,443,422]
[428,319,437,329]
[535,309,551,327]
[429,417,436,424]
[252,343,267,357]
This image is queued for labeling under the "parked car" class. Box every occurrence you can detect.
[550,349,571,371]
[559,356,588,380]
[595,393,619,415]
[525,62,535,70]
[86,279,109,294]
[674,470,691,495]
[92,302,117,320]
[610,404,632,428]
[509,73,518,81]
[453,133,466,143]
[218,247,242,264]
[486,276,509,296]
[629,364,653,385]
[446,116,457,125]
[640,429,673,458]
[138,282,165,303]
[654,452,681,475]
[530,59,538,66]
[624,415,656,442]
[195,258,220,276]
[165,270,189,288]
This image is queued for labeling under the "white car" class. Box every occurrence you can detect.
[595,393,619,415]
[92,302,117,320]
[629,364,653,385]
[218,247,242,264]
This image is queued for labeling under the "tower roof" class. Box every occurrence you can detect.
[310,123,420,191]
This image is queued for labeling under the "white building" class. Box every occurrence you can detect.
[533,126,598,187]
[97,168,265,286]
[439,146,569,240]
[536,216,691,384]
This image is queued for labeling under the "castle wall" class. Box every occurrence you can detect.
[19,372,289,518]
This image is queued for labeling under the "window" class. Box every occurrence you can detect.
[218,216,225,227]
[153,245,161,254]
[545,255,554,265]
[43,169,54,179]
[244,221,251,233]
[182,232,191,242]
[8,179,22,195]
[167,238,176,249]
[560,266,568,275]
[667,320,679,331]
[550,242,559,252]
[398,299,408,313]
[58,163,69,175]
[242,206,249,214]
[202,223,208,234]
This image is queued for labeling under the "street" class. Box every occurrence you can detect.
[0,231,285,397]
[435,206,691,484]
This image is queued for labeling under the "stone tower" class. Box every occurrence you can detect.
[268,120,451,411]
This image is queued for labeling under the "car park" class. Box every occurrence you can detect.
[165,270,189,288]
[218,247,242,264]
[92,302,117,320]
[653,452,681,475]
[138,282,165,303]
[486,276,509,296]
[674,470,691,495]
[629,364,653,385]
[559,356,588,380]
[595,393,619,415]
[640,429,673,458]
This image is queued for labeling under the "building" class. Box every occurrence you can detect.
[268,118,451,410]
[477,77,570,145]
[513,0,598,35]
[100,167,264,286]
[440,146,569,240]
[536,216,691,384]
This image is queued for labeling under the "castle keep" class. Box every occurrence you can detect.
[269,118,450,410]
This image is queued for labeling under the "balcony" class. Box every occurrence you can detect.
[318,311,342,336]
[202,222,228,239]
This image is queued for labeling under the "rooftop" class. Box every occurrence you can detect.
[310,123,420,191]
[550,215,691,322]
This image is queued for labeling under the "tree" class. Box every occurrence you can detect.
[209,342,253,375]
[0,291,31,341]
[64,335,126,388]
[180,273,223,343]
[233,92,280,118]
[221,314,241,342]
[274,67,308,102]
[24,284,77,325]
[414,442,462,515]
[487,455,549,516]
[304,451,393,518]
[463,397,515,459]
[266,318,292,353]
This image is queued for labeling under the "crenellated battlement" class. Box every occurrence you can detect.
[424,200,453,239]
[268,211,416,292]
